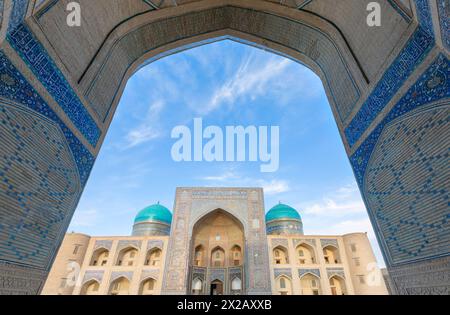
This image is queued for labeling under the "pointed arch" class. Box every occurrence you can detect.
[90,247,109,266]
[80,279,100,295]
[296,242,316,265]
[145,247,162,266]
[139,277,156,295]
[273,245,289,264]
[322,245,341,264]
[299,273,321,295]
[116,246,139,266]
[108,276,130,295]
[329,275,347,295]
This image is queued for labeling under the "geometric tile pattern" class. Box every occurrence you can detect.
[320,239,339,248]
[351,54,450,187]
[274,268,292,279]
[0,51,95,185]
[110,271,133,282]
[292,238,316,248]
[209,268,226,282]
[345,27,434,146]
[271,238,288,249]
[298,268,321,278]
[140,269,159,281]
[7,0,30,33]
[146,240,164,251]
[364,103,449,266]
[7,24,101,147]
[93,240,113,251]
[83,270,104,284]
[327,268,345,279]
[0,101,80,270]
[117,240,142,252]
[345,0,435,147]
[437,0,450,51]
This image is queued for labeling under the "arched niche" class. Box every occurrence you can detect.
[90,248,109,266]
[80,279,100,295]
[191,209,245,269]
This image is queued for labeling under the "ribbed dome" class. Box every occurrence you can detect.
[266,203,301,222]
[134,203,172,224]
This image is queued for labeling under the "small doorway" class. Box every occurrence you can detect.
[210,280,224,295]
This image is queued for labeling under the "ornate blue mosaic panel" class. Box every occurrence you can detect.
[364,103,449,265]
[345,0,435,147]
[345,28,434,146]
[0,50,95,185]
[7,24,101,147]
[298,268,320,278]
[0,100,81,269]
[8,0,30,32]
[351,54,449,186]
[437,0,450,51]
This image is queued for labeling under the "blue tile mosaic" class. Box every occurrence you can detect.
[350,53,449,187]
[363,103,449,266]
[7,0,29,33]
[437,0,450,51]
[345,0,435,147]
[414,0,435,36]
[0,101,80,268]
[0,50,95,185]
[7,24,101,147]
[345,27,435,147]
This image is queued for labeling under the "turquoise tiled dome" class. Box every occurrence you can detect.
[134,203,172,224]
[266,203,301,222]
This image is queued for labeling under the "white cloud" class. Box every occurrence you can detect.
[203,56,291,113]
[199,170,290,195]
[257,179,290,195]
[125,100,165,148]
[302,183,366,216]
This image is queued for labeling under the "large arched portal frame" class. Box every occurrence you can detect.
[0,0,448,295]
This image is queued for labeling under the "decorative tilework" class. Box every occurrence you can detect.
[0,50,95,185]
[320,239,339,248]
[298,268,320,278]
[274,268,292,278]
[351,54,449,187]
[117,240,142,251]
[345,27,435,147]
[437,0,450,50]
[271,238,288,249]
[8,0,30,32]
[414,0,435,36]
[140,269,159,281]
[364,103,449,265]
[293,238,316,248]
[110,271,133,282]
[94,240,113,251]
[83,270,104,284]
[146,240,164,251]
[327,268,345,279]
[7,24,101,147]
[209,268,225,282]
[0,100,80,269]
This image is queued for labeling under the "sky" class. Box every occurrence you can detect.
[68,40,386,267]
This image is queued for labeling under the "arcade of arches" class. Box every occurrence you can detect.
[42,188,388,295]
[0,0,448,295]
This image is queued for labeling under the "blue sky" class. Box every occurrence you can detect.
[69,40,385,267]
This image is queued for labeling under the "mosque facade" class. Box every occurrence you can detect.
[42,187,388,295]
